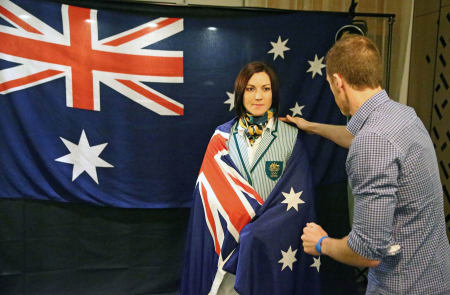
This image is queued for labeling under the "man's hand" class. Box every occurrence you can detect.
[301,222,328,256]
[280,116,353,148]
[279,115,314,134]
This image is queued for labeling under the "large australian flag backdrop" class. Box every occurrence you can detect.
[0,0,349,208]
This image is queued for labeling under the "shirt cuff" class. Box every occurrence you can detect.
[346,123,356,136]
[347,231,401,260]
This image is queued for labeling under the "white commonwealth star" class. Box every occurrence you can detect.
[268,36,290,60]
[307,54,326,78]
[289,102,305,117]
[224,91,235,111]
[310,256,321,272]
[281,187,305,212]
[55,130,113,184]
[278,246,298,271]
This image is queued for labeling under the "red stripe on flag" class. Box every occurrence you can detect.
[103,18,181,47]
[0,6,42,34]
[210,133,228,150]
[208,133,263,204]
[0,69,62,92]
[201,145,252,233]
[117,79,184,115]
[201,183,221,255]
[0,33,184,77]
[68,6,94,110]
[229,174,264,205]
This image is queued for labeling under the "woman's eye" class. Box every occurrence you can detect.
[246,87,254,92]
[264,87,271,91]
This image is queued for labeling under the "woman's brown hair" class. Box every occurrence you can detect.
[234,61,280,118]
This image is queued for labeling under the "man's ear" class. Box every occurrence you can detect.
[332,73,343,89]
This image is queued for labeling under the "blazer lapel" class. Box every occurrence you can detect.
[231,127,253,184]
[250,120,278,173]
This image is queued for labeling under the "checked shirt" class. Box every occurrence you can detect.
[346,90,450,295]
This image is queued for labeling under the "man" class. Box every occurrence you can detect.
[286,35,450,294]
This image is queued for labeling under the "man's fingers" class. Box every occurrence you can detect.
[279,116,294,122]
[303,226,315,235]
[306,222,317,229]
[286,115,294,122]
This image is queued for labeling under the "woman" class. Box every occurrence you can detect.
[227,61,297,202]
[181,62,319,295]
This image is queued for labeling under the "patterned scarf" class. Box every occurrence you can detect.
[239,108,274,145]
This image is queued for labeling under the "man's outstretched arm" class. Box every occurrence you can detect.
[280,115,354,149]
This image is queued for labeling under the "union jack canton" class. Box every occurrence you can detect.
[0,0,183,115]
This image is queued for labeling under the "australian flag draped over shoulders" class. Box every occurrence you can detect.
[181,119,320,295]
[0,0,349,207]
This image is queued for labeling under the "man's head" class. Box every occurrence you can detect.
[325,35,383,115]
[326,34,382,90]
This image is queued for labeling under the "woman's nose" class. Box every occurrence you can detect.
[255,89,263,100]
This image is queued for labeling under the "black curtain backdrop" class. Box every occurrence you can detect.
[315,182,358,295]
[0,199,189,295]
[0,183,357,295]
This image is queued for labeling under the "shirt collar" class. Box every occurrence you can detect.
[347,89,389,135]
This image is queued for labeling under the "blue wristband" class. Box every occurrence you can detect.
[315,235,329,255]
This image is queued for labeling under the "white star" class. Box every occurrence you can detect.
[268,36,290,60]
[281,187,305,212]
[224,91,235,111]
[307,54,326,78]
[278,246,298,271]
[310,256,321,272]
[55,130,113,184]
[289,102,305,117]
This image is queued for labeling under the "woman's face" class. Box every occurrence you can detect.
[243,72,272,116]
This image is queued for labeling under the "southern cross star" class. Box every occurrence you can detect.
[289,102,305,117]
[278,246,298,271]
[307,54,326,78]
[281,187,305,212]
[224,91,235,111]
[310,256,321,272]
[268,36,290,60]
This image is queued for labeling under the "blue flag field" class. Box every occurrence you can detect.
[0,1,353,294]
[0,0,348,208]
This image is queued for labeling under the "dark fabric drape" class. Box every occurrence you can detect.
[315,182,359,295]
[0,199,189,295]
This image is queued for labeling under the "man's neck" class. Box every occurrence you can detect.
[348,86,383,115]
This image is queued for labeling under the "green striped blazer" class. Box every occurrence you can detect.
[227,119,298,200]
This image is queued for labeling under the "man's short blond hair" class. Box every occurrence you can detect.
[326,34,382,90]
